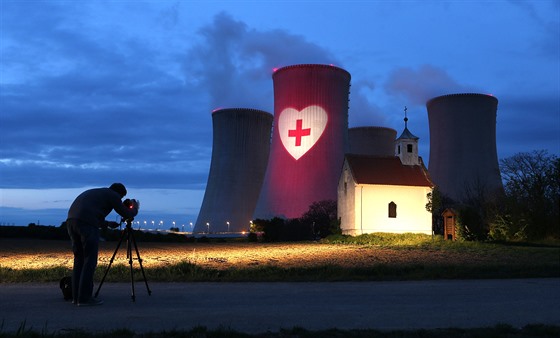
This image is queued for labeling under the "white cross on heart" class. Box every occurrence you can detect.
[278,105,328,160]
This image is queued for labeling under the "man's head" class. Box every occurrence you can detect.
[109,183,127,198]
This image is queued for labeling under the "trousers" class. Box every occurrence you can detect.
[67,219,99,303]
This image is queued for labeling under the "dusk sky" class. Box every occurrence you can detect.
[1,1,559,228]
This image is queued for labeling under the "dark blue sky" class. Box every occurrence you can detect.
[1,1,558,227]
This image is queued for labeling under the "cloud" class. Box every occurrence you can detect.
[507,0,560,61]
[0,187,204,226]
[0,2,213,189]
[496,93,560,158]
[384,64,481,105]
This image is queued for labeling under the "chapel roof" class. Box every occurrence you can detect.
[396,106,419,140]
[396,126,419,140]
[345,154,433,187]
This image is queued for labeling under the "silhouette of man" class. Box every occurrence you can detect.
[66,183,138,306]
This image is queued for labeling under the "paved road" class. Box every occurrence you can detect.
[1,279,559,334]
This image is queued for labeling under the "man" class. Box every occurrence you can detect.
[66,183,139,306]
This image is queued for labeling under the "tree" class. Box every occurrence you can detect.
[252,200,340,242]
[426,187,445,235]
[456,175,506,241]
[251,217,285,242]
[499,150,559,239]
[300,200,340,238]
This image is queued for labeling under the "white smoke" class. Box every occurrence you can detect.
[348,78,387,127]
[184,12,337,112]
[384,64,479,105]
[184,11,387,128]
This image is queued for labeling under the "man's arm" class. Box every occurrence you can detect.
[102,221,121,229]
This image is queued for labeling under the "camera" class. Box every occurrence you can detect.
[124,198,140,210]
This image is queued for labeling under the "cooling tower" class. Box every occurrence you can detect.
[426,93,503,202]
[254,64,351,219]
[194,108,273,233]
[348,126,397,156]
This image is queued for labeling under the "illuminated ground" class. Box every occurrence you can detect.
[0,238,537,271]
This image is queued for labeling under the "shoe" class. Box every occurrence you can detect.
[77,298,104,307]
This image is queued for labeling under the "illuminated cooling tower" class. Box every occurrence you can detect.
[254,64,351,219]
[194,108,273,233]
[426,93,503,202]
[348,126,397,156]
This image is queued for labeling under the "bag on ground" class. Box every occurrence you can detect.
[59,276,72,301]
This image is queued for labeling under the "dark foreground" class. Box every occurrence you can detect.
[1,279,559,336]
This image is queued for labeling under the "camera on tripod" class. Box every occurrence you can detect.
[123,198,140,210]
[122,198,140,225]
[96,197,151,302]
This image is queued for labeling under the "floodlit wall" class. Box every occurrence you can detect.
[348,126,397,156]
[426,93,503,202]
[337,160,356,233]
[194,108,273,233]
[254,64,351,219]
[340,181,432,235]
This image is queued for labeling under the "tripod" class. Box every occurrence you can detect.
[95,218,152,302]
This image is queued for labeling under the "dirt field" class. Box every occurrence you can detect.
[0,238,533,271]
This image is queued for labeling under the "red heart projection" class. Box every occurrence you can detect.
[278,105,328,160]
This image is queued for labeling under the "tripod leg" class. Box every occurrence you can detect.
[127,232,136,302]
[95,228,126,298]
[129,229,152,296]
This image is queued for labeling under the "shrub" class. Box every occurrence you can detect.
[488,214,528,242]
[456,205,487,241]
[247,232,258,242]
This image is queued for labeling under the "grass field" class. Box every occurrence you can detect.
[1,234,558,282]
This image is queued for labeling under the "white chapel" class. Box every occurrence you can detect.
[337,109,434,235]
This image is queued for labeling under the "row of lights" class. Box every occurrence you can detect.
[203,220,241,233]
[130,220,192,232]
[129,220,255,233]
[192,220,256,234]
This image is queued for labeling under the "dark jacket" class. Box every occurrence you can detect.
[67,188,138,227]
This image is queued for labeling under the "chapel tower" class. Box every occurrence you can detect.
[395,106,420,166]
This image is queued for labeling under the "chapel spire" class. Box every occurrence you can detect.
[395,106,420,166]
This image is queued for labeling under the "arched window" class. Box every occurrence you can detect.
[388,202,397,218]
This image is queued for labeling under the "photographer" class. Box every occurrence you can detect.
[66,183,139,306]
